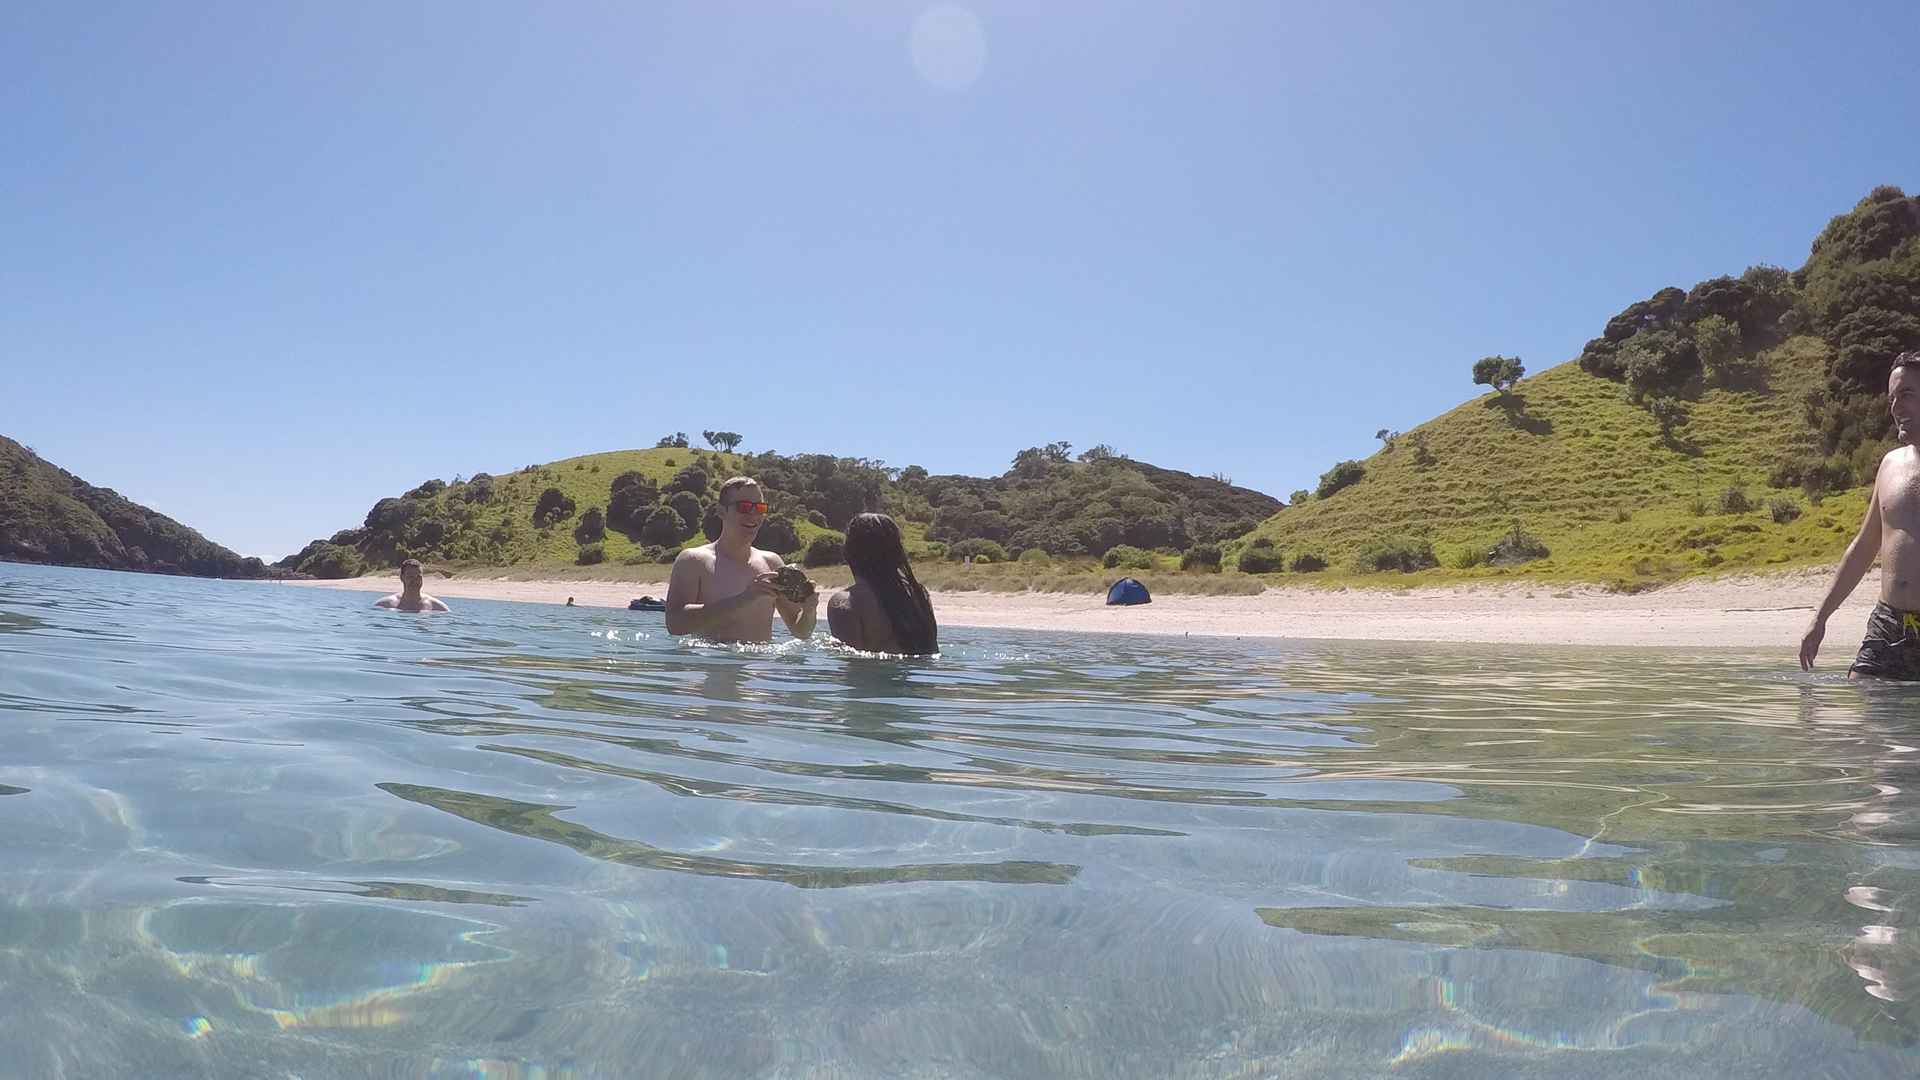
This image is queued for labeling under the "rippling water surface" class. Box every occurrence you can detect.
[3,563,1919,1077]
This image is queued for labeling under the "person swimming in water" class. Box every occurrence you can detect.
[375,559,450,612]
[1802,351,1920,678]
[664,476,817,643]
[827,513,937,654]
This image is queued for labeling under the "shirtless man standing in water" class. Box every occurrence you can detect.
[375,559,450,612]
[1801,352,1920,678]
[665,477,817,643]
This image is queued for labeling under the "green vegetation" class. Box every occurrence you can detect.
[277,443,1277,589]
[1470,355,1525,396]
[1236,186,1920,586]
[0,436,272,578]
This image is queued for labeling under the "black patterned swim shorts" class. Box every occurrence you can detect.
[1850,602,1920,680]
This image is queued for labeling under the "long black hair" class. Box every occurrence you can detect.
[845,513,937,654]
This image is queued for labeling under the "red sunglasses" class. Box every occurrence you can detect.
[732,500,770,514]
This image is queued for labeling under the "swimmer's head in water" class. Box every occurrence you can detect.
[399,558,423,589]
[1891,353,1920,443]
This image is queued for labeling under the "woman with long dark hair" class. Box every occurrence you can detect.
[827,513,938,654]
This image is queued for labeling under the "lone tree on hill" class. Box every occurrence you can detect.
[1472,355,1526,396]
[655,432,689,448]
[702,430,743,452]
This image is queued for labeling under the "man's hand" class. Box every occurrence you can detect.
[1799,618,1825,672]
[749,572,781,599]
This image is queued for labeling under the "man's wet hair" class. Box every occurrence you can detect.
[400,558,422,573]
[718,476,761,503]
[1895,351,1920,374]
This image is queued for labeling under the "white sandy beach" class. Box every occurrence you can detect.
[282,566,1875,652]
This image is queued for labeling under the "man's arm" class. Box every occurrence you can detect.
[374,595,398,609]
[1801,469,1883,670]
[664,551,774,636]
[768,555,819,639]
[426,597,451,612]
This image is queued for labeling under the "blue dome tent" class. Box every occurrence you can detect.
[1106,578,1151,606]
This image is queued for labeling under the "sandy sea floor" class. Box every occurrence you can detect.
[280,565,1876,655]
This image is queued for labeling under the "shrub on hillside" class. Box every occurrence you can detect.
[533,487,577,527]
[1180,544,1222,571]
[1489,524,1550,565]
[1289,553,1327,573]
[607,472,659,533]
[803,533,846,568]
[1250,537,1275,549]
[806,510,828,527]
[573,507,605,545]
[702,506,723,541]
[641,505,690,546]
[1018,548,1053,566]
[406,479,446,500]
[1622,329,1699,402]
[1645,395,1691,439]
[1353,538,1438,573]
[576,542,606,566]
[758,515,801,554]
[1315,460,1366,499]
[1693,315,1746,383]
[1717,486,1754,514]
[949,538,1009,563]
[1448,544,1486,570]
[1768,496,1803,524]
[1238,548,1285,574]
[463,474,495,503]
[1289,490,1310,506]
[667,490,704,529]
[664,465,709,497]
[1102,544,1155,571]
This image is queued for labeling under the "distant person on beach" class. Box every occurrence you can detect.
[828,513,938,654]
[375,559,450,612]
[1802,351,1920,677]
[665,477,817,643]
[566,597,575,606]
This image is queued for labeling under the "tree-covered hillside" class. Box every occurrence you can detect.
[1231,185,1920,583]
[0,436,271,578]
[276,441,1274,578]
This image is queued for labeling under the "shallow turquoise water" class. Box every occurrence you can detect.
[1,562,1917,1078]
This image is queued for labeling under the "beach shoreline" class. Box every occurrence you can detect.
[279,566,1869,651]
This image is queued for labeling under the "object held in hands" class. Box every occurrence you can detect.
[772,566,815,603]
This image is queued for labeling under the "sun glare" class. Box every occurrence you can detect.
[910,4,987,92]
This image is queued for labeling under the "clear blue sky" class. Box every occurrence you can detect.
[6,1,1918,559]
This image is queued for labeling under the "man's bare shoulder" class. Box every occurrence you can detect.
[674,544,720,569]
[375,594,401,608]
[755,548,787,570]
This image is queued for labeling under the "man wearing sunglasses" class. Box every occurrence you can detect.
[665,476,817,642]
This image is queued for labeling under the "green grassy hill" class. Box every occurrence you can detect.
[0,435,271,578]
[277,440,1280,582]
[1227,337,1868,585]
[1229,185,1920,587]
